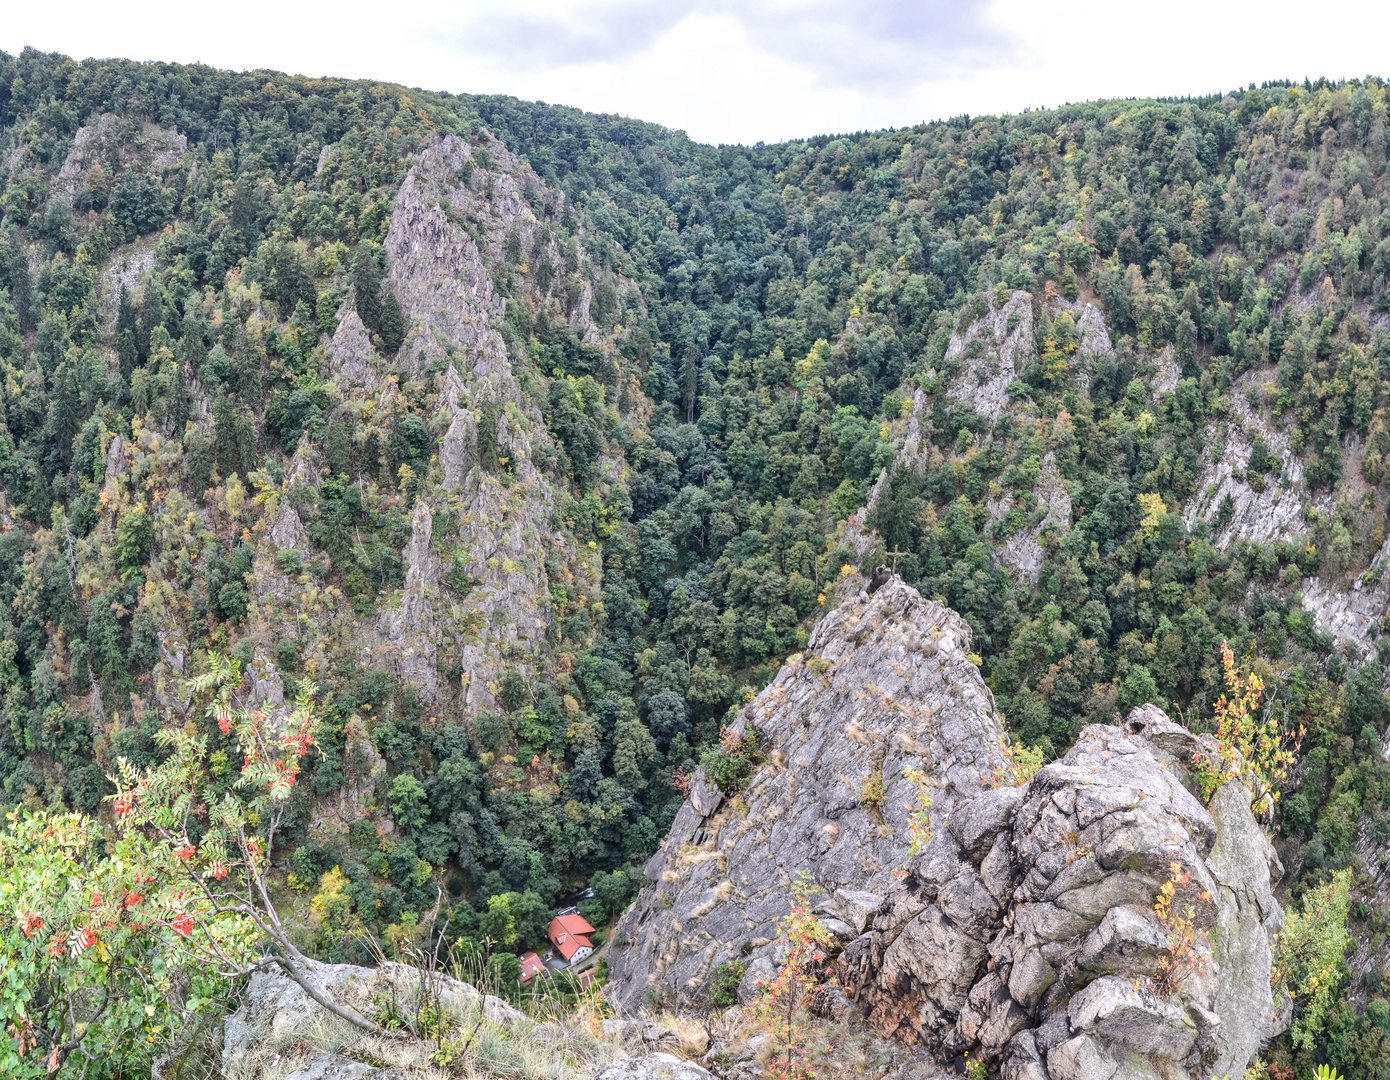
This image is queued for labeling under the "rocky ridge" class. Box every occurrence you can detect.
[838,704,1286,1080]
[364,134,620,710]
[607,576,1010,1014]
[608,573,1286,1079]
[245,132,631,712]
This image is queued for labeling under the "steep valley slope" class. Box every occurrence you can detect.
[2,51,1390,1078]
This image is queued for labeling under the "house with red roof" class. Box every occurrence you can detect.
[547,911,596,966]
[518,951,547,983]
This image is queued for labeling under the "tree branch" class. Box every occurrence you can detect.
[258,955,407,1040]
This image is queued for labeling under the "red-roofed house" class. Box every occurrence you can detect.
[548,912,596,965]
[519,951,547,983]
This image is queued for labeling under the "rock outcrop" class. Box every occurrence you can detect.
[221,960,526,1079]
[946,291,1036,421]
[215,959,698,1080]
[1181,369,1316,548]
[1300,555,1390,657]
[607,577,1010,1013]
[839,704,1286,1080]
[363,135,613,709]
[311,133,624,709]
[595,1053,717,1080]
[987,451,1073,582]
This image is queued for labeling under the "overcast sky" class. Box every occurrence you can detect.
[5,1,1390,146]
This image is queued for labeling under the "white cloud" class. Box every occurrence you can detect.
[2,0,1389,145]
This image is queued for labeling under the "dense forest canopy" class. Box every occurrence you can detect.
[4,44,1390,1073]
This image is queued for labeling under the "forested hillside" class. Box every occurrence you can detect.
[5,46,1390,1075]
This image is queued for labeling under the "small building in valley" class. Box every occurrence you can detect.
[547,911,596,966]
[519,951,547,983]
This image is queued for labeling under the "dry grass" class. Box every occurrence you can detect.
[713,1001,932,1080]
[653,1014,711,1060]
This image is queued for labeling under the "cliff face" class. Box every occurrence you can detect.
[886,279,1388,662]
[267,132,626,713]
[608,576,1010,1014]
[945,291,1037,422]
[611,577,1284,1080]
[839,705,1285,1080]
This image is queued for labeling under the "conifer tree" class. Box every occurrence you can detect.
[116,285,138,382]
[231,324,262,403]
[353,242,382,334]
[326,413,353,478]
[181,308,207,380]
[212,391,239,480]
[167,355,190,434]
[680,345,700,423]
[379,290,404,353]
[136,285,162,366]
[47,361,82,466]
[0,230,33,332]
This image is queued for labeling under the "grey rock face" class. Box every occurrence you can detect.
[946,291,1036,421]
[1074,304,1115,359]
[222,960,522,1078]
[607,577,1009,1014]
[283,1056,378,1080]
[103,433,129,502]
[839,706,1286,1080]
[267,498,308,551]
[1151,343,1182,396]
[1299,539,1390,656]
[1206,779,1286,1079]
[594,1053,717,1080]
[326,307,380,389]
[986,452,1072,582]
[1181,370,1318,550]
[383,501,439,697]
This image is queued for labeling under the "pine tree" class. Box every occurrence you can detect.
[1,232,33,332]
[379,290,404,353]
[353,242,382,334]
[231,325,262,403]
[47,361,82,466]
[167,356,190,435]
[477,400,500,473]
[234,405,258,478]
[316,288,339,336]
[136,285,162,365]
[116,328,138,384]
[117,286,139,382]
[680,345,700,423]
[116,285,136,341]
[185,431,213,502]
[181,311,207,381]
[326,414,353,478]
[212,391,239,480]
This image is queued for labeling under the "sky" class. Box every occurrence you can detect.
[4,1,1390,146]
